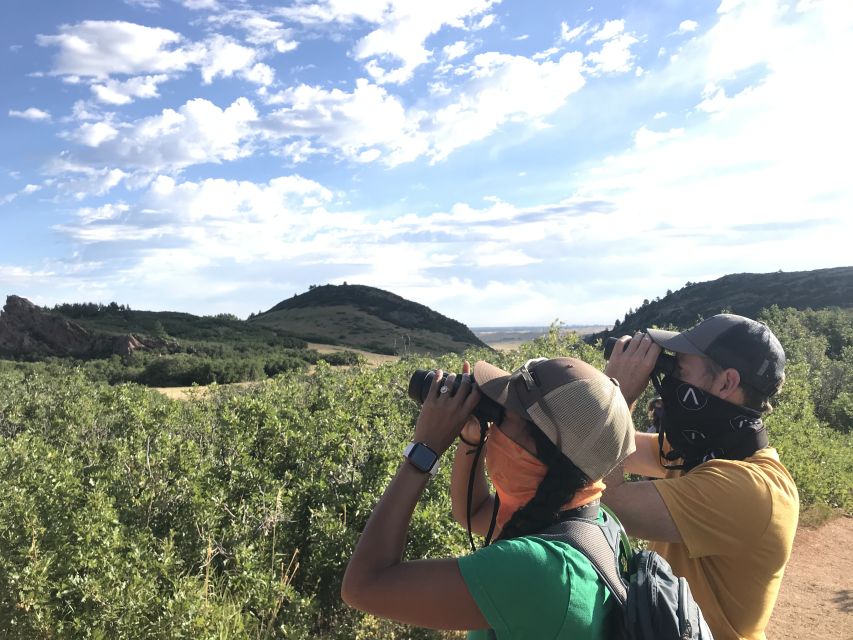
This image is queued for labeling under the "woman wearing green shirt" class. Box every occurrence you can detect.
[342,357,635,638]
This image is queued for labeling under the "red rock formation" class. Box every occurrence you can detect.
[0,295,151,358]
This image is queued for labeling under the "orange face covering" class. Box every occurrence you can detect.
[485,425,606,531]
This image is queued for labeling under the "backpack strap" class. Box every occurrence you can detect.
[538,511,629,607]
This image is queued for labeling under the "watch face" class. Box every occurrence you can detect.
[409,443,438,472]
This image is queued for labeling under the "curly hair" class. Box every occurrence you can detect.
[496,422,590,541]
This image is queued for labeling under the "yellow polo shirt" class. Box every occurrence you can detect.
[651,448,799,640]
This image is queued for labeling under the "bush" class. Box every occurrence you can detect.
[0,323,849,638]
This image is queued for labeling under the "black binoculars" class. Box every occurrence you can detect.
[407,370,504,424]
[603,335,677,377]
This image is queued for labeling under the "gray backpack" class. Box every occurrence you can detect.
[540,508,714,640]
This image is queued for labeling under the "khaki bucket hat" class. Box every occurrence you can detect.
[473,357,636,480]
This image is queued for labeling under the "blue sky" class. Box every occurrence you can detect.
[1,0,850,326]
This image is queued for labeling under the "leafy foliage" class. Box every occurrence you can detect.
[591,266,853,343]
[0,320,849,638]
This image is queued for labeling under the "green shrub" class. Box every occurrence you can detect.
[0,324,849,638]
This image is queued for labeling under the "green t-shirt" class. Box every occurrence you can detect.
[457,531,615,639]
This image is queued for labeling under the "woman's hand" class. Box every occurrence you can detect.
[412,366,481,456]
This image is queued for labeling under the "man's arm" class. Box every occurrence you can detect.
[623,432,668,479]
[602,464,682,543]
[604,332,660,409]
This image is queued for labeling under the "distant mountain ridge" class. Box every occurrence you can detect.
[251,283,488,354]
[0,283,488,359]
[590,266,853,342]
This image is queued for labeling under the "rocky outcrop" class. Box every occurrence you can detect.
[0,295,150,358]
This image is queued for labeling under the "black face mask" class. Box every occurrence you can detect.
[652,374,768,472]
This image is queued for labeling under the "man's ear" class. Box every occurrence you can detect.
[714,368,742,401]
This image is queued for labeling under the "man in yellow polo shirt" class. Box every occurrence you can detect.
[601,314,799,640]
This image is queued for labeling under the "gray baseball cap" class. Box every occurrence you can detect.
[646,314,786,397]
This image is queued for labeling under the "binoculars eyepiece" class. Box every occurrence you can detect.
[603,335,677,377]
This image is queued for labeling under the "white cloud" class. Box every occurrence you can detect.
[696,83,735,113]
[584,21,639,75]
[208,10,299,50]
[90,74,169,104]
[74,122,120,147]
[472,14,496,30]
[443,40,472,61]
[587,19,625,43]
[124,0,160,8]
[276,40,299,53]
[69,98,258,172]
[201,35,258,83]
[182,0,218,10]
[265,48,587,166]
[265,78,428,167]
[76,203,130,224]
[44,164,128,199]
[428,81,452,96]
[678,20,699,33]
[22,184,41,194]
[279,0,500,84]
[428,52,586,162]
[37,21,205,78]
[9,107,51,121]
[633,125,685,150]
[533,47,560,61]
[560,21,588,42]
[653,111,667,119]
[244,63,275,86]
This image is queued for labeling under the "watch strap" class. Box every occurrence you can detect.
[403,441,440,477]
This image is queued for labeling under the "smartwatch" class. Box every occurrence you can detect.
[403,442,440,477]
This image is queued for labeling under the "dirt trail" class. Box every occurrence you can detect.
[766,515,852,639]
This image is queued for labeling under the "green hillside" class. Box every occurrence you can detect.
[591,266,853,342]
[250,283,489,355]
[50,302,304,347]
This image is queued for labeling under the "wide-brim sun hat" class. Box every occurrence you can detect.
[473,357,636,480]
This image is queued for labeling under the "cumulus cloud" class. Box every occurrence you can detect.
[76,203,130,224]
[263,49,586,166]
[427,51,585,161]
[182,0,219,10]
[633,125,685,149]
[471,14,496,30]
[277,0,500,84]
[561,21,588,42]
[90,74,168,104]
[208,10,299,50]
[124,0,160,8]
[9,107,52,121]
[264,79,428,166]
[72,122,120,147]
[443,40,472,61]
[584,20,639,74]
[36,20,274,101]
[201,35,259,83]
[36,21,205,78]
[69,98,258,171]
[678,19,699,33]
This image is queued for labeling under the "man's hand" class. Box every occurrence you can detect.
[604,332,661,407]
